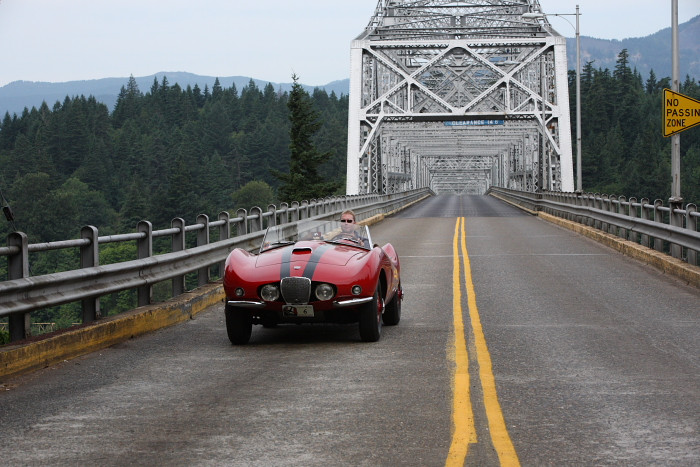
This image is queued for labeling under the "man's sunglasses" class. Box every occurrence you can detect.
[340,219,354,223]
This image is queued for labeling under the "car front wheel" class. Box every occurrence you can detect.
[383,283,401,326]
[225,304,252,345]
[359,286,383,342]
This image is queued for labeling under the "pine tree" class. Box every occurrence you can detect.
[274,75,341,202]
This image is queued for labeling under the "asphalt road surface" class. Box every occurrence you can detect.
[1,195,698,466]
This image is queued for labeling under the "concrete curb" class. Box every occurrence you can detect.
[1,282,225,379]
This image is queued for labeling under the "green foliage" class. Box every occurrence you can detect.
[576,49,700,205]
[0,74,349,246]
[0,323,8,345]
[274,75,343,201]
[231,180,275,211]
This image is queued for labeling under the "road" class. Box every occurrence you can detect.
[1,195,698,466]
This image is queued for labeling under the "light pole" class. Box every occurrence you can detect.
[523,6,582,193]
[671,0,681,203]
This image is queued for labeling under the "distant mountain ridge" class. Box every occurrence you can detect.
[564,14,700,81]
[1,15,698,117]
[0,73,350,117]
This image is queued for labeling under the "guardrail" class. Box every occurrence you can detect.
[489,187,700,266]
[0,188,432,342]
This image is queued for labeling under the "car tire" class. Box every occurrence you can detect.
[359,285,383,342]
[225,304,252,345]
[383,283,401,326]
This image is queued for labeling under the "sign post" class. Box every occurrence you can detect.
[668,0,682,259]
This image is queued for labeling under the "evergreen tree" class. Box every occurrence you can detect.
[113,75,142,128]
[274,75,341,202]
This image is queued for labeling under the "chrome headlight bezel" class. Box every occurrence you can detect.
[260,283,280,302]
[314,283,336,301]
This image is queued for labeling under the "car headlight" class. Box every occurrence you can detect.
[314,283,335,301]
[351,285,362,296]
[260,284,280,302]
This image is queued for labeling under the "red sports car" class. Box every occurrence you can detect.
[222,219,403,344]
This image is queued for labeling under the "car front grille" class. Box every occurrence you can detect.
[280,276,311,305]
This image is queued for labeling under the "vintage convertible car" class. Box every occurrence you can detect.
[222,219,402,344]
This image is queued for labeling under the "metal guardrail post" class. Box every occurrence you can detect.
[8,232,30,342]
[80,225,100,322]
[218,211,230,277]
[640,198,651,248]
[669,200,684,259]
[617,196,627,240]
[608,195,618,235]
[137,221,153,306]
[592,194,602,230]
[267,205,277,227]
[653,200,665,252]
[278,203,289,225]
[196,215,210,287]
[171,218,186,296]
[600,195,609,232]
[628,198,638,243]
[687,204,698,266]
[249,207,263,232]
[581,193,591,226]
[235,209,248,236]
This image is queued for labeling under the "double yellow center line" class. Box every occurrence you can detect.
[447,218,520,467]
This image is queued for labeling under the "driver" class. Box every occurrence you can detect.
[338,210,369,247]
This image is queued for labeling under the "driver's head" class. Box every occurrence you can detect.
[340,210,356,232]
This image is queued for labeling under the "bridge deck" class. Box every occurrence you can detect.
[1,195,698,465]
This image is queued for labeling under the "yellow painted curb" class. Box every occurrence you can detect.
[0,282,225,379]
[539,212,700,289]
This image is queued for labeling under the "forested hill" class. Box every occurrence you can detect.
[0,76,349,245]
[0,73,350,118]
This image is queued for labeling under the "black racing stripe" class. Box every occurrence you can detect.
[302,244,333,279]
[280,248,292,279]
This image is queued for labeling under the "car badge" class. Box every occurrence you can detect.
[294,266,302,270]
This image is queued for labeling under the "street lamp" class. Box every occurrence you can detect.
[523,6,582,193]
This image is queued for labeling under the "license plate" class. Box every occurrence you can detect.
[283,305,314,318]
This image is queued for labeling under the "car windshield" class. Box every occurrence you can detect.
[260,219,372,253]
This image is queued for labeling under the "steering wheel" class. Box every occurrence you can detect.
[331,233,361,245]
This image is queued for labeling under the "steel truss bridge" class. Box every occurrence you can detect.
[346,0,574,195]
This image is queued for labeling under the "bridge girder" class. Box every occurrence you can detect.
[347,0,573,195]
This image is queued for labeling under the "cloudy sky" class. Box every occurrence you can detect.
[0,0,697,87]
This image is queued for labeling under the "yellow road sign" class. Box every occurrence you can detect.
[664,89,700,137]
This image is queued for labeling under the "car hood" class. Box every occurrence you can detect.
[255,241,365,268]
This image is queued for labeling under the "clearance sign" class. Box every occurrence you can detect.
[664,89,700,137]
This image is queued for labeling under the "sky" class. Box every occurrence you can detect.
[0,0,698,88]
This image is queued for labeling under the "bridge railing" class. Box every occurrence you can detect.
[489,187,700,267]
[0,188,432,342]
